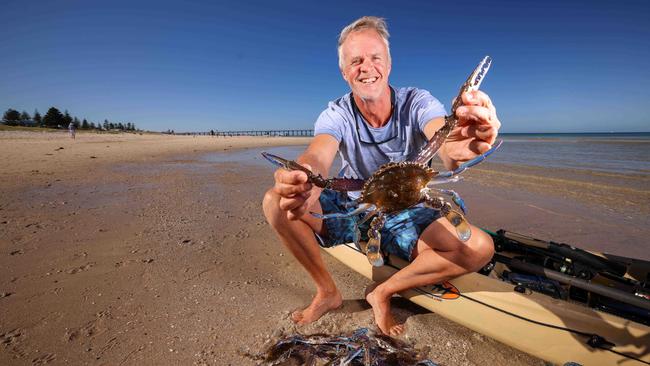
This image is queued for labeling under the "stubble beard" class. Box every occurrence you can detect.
[354,82,387,104]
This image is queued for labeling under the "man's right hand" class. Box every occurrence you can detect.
[273,164,314,220]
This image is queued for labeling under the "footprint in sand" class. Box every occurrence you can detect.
[65,310,113,342]
[66,262,95,274]
[1,328,23,346]
[32,353,56,364]
[234,230,250,239]
[1,328,26,358]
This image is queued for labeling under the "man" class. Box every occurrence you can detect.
[68,122,76,139]
[263,16,500,336]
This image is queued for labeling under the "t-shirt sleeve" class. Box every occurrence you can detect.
[411,89,447,133]
[314,101,346,142]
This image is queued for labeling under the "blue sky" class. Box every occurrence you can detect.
[2,0,648,133]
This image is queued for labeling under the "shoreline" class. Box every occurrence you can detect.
[0,131,310,190]
[1,132,647,364]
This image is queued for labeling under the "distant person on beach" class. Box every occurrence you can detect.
[263,16,501,336]
[68,122,76,139]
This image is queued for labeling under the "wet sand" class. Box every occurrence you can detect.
[1,131,648,365]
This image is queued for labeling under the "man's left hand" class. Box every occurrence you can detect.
[441,90,501,169]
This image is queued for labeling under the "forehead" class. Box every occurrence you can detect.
[341,29,388,58]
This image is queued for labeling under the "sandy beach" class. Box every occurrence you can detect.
[1,131,648,365]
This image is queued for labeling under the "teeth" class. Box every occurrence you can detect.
[360,77,377,84]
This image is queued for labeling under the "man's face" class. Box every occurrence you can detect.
[340,29,391,102]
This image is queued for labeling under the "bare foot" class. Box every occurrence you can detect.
[291,290,342,325]
[366,289,404,336]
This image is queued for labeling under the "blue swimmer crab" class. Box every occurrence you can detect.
[263,56,502,267]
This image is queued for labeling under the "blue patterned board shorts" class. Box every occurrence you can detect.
[316,189,442,262]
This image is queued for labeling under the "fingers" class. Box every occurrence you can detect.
[469,139,492,155]
[274,167,309,185]
[273,164,315,220]
[461,90,493,109]
[274,181,313,196]
[456,90,501,134]
[456,105,494,125]
[459,124,498,145]
[280,191,312,220]
[274,164,313,192]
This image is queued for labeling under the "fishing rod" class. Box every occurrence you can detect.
[496,230,628,278]
[494,254,650,312]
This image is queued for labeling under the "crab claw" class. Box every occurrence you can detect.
[445,209,471,242]
[366,236,384,267]
[261,151,290,168]
[438,189,467,215]
[366,215,386,267]
[438,140,504,179]
[261,152,311,174]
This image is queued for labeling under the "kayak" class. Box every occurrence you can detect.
[322,229,650,365]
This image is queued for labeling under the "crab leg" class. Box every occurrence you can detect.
[422,190,471,242]
[436,139,503,178]
[353,209,379,251]
[442,204,471,242]
[261,151,365,191]
[309,203,375,220]
[358,209,378,226]
[328,177,366,192]
[426,175,463,186]
[430,188,467,214]
[366,214,386,267]
[261,151,315,176]
[414,56,492,165]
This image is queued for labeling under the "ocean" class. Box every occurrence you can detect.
[494,133,650,176]
[204,132,650,178]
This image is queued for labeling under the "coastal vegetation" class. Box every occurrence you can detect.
[2,107,138,131]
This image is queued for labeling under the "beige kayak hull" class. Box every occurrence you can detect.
[323,243,650,365]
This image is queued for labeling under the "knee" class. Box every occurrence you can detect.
[262,187,286,227]
[469,231,495,272]
[262,187,279,217]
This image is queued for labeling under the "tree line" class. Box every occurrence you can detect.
[2,107,138,131]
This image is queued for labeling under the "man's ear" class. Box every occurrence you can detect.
[340,68,348,83]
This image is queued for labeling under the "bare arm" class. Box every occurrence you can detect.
[297,134,340,179]
[421,116,456,169]
[273,134,339,220]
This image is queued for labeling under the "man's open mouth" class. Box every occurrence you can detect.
[359,77,378,84]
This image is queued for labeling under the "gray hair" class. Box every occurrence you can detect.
[337,16,391,69]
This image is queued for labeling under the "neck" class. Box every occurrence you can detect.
[353,88,392,127]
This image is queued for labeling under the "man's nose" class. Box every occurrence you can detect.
[359,58,372,72]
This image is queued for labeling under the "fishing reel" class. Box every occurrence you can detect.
[546,257,597,281]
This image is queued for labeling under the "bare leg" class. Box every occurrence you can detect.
[262,188,342,324]
[366,217,494,335]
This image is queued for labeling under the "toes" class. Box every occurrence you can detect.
[290,310,303,323]
[389,324,405,336]
[376,326,389,336]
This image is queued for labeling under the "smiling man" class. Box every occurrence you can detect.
[263,16,501,336]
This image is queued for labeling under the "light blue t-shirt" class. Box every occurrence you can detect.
[314,86,446,180]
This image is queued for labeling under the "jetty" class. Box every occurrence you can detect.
[175,129,314,137]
